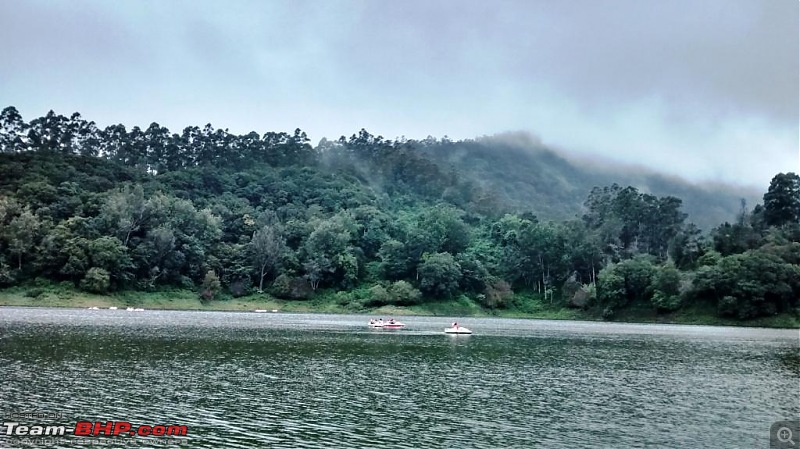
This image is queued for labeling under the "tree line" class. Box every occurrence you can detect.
[0,106,798,320]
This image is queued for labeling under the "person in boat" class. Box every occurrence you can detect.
[452,322,458,329]
[389,318,395,324]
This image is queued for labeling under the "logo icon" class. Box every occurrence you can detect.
[772,421,800,449]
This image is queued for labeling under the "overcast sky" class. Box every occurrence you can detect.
[1,0,797,188]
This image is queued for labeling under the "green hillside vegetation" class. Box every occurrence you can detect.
[0,106,798,326]
[416,132,761,230]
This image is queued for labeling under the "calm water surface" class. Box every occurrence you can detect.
[1,307,798,448]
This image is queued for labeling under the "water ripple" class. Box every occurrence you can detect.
[0,307,797,448]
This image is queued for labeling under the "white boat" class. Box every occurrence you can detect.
[254,309,268,313]
[108,307,118,310]
[444,326,472,334]
[368,320,406,329]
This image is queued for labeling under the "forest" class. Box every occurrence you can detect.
[0,106,798,322]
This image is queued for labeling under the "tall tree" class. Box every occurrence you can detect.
[250,224,287,292]
[0,106,27,153]
[6,208,42,270]
[763,172,800,227]
[100,185,153,247]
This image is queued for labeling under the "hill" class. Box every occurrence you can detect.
[0,106,797,325]
[417,132,761,230]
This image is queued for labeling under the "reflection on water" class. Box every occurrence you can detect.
[1,307,797,448]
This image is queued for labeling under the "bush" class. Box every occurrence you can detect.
[0,261,15,287]
[651,291,682,312]
[366,285,391,306]
[80,267,111,293]
[418,252,461,298]
[568,284,595,309]
[651,264,682,312]
[24,288,46,299]
[482,279,513,309]
[360,281,422,307]
[200,270,221,301]
[389,280,422,305]
[597,256,657,312]
[228,278,251,298]
[271,274,313,300]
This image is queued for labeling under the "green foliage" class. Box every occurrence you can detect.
[764,172,800,227]
[0,107,796,323]
[200,270,221,301]
[693,249,800,319]
[80,267,111,293]
[358,282,422,307]
[597,270,626,316]
[481,279,514,309]
[418,252,462,298]
[378,239,410,280]
[389,280,422,305]
[596,256,657,316]
[271,274,313,300]
[250,224,287,291]
[24,288,45,298]
[650,264,682,312]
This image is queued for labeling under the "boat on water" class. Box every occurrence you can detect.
[368,319,406,329]
[444,322,472,334]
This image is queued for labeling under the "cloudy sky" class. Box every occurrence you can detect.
[1,0,797,188]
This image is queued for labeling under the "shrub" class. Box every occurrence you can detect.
[228,278,251,298]
[25,288,46,299]
[651,264,682,312]
[271,274,313,300]
[200,270,221,301]
[482,279,513,309]
[80,267,111,294]
[389,280,422,305]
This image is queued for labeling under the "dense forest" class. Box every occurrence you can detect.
[0,106,798,320]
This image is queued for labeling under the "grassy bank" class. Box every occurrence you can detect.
[1,283,797,328]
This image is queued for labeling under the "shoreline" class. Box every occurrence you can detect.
[1,287,797,329]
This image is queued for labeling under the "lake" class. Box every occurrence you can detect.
[0,307,797,448]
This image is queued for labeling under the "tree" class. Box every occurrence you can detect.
[87,236,133,285]
[693,249,800,319]
[418,252,461,298]
[650,264,682,312]
[0,106,27,152]
[378,239,410,280]
[200,270,221,301]
[100,185,152,246]
[80,267,111,293]
[764,173,800,227]
[596,256,658,316]
[6,208,41,270]
[250,225,287,292]
[669,223,704,270]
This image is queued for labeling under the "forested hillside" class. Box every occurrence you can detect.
[416,133,761,230]
[0,106,798,322]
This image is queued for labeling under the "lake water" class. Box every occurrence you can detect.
[0,307,797,448]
